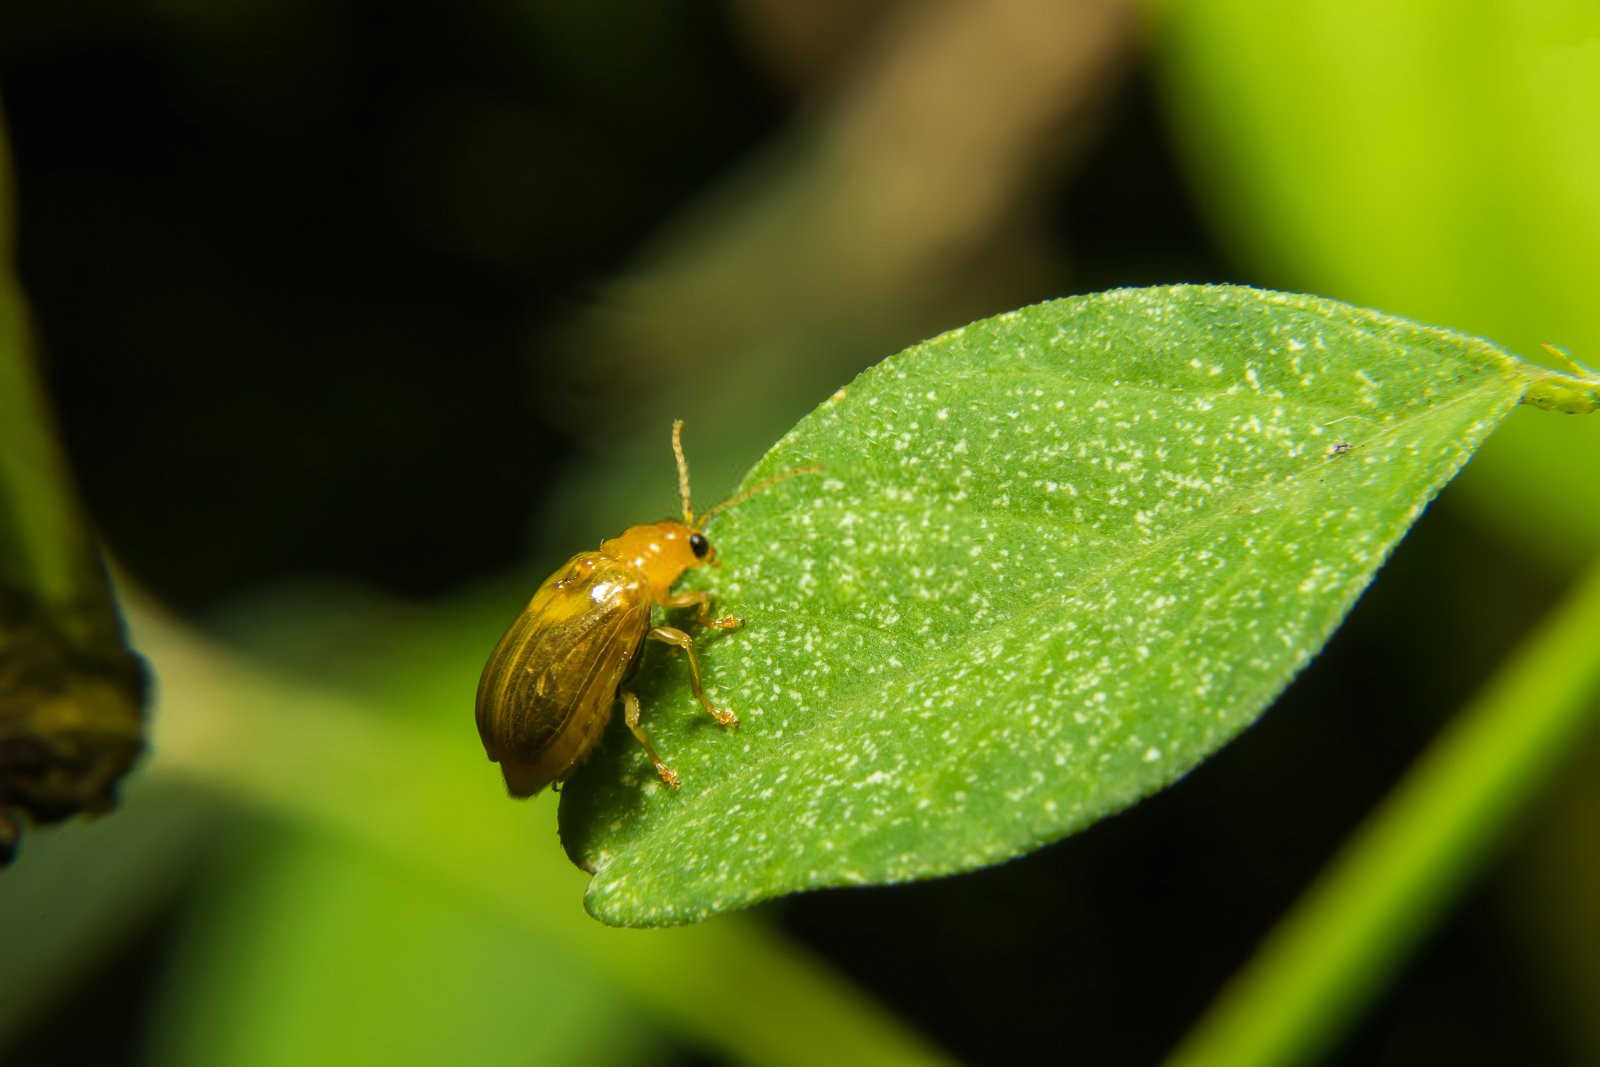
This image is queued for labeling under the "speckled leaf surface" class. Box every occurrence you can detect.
[557,285,1562,926]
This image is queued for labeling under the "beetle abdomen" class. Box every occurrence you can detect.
[475,553,651,796]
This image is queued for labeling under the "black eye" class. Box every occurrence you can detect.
[689,532,709,558]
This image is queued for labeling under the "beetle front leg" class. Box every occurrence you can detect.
[621,690,680,788]
[648,625,739,728]
[659,589,741,631]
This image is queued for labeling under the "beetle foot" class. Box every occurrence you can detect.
[656,765,682,788]
[711,708,739,729]
[709,614,743,631]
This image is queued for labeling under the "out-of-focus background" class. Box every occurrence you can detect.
[3,1,1598,1064]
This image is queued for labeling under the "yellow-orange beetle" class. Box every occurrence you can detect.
[475,421,817,796]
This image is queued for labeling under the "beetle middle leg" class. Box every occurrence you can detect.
[659,589,741,631]
[648,625,739,727]
[621,690,680,788]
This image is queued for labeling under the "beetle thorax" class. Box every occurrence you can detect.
[598,520,704,602]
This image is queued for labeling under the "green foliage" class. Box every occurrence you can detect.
[1160,0,1600,565]
[1168,557,1600,1067]
[148,826,660,1067]
[560,285,1582,926]
[6,9,1600,1060]
[116,599,950,1067]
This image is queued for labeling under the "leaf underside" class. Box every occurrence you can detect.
[558,285,1534,926]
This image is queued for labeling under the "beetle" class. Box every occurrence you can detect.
[475,421,817,797]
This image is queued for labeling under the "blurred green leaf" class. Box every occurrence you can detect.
[1167,555,1600,1067]
[1158,0,1600,565]
[0,778,214,1048]
[560,285,1594,926]
[149,823,660,1067]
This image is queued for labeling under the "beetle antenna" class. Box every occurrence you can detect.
[694,463,823,530]
[672,419,695,525]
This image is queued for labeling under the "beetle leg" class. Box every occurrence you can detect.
[648,626,739,727]
[621,690,680,788]
[659,589,742,631]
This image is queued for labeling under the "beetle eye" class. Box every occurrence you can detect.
[689,532,710,558]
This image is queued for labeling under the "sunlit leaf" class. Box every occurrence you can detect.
[558,285,1592,926]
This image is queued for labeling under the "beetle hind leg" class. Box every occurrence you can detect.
[622,691,680,788]
[648,625,739,727]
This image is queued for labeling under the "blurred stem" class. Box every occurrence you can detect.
[1521,361,1600,415]
[0,117,101,609]
[128,597,950,1067]
[1165,557,1600,1067]
[547,0,1136,439]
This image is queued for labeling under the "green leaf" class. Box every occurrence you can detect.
[558,285,1586,926]
[1156,1,1600,565]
